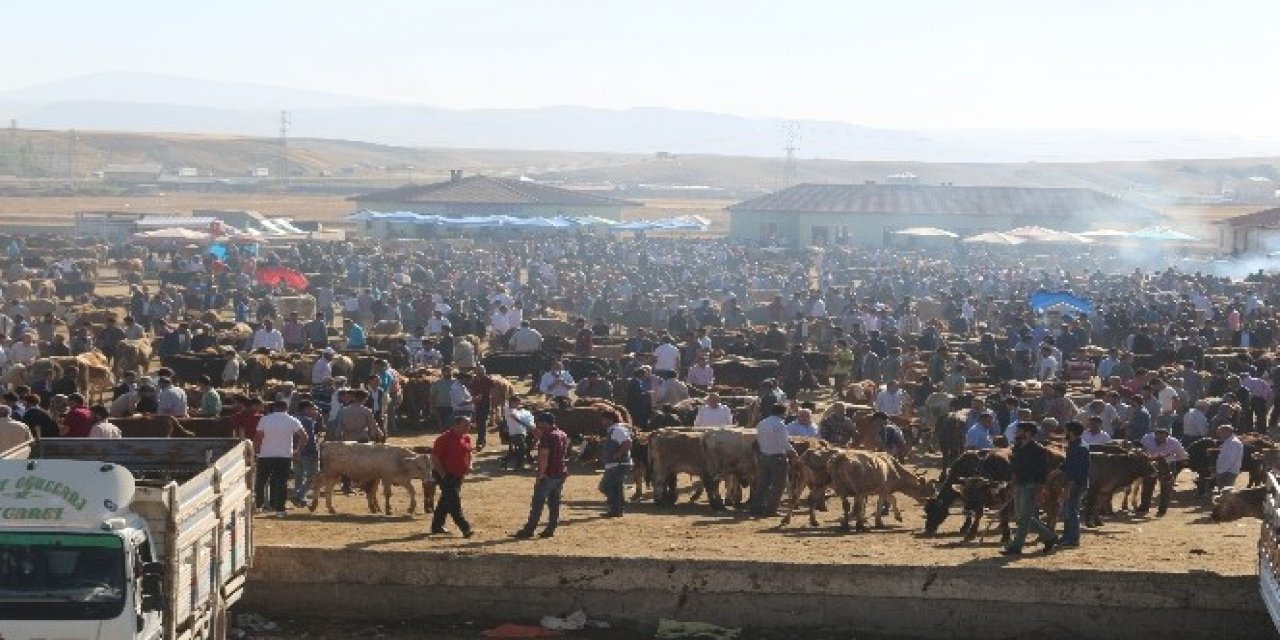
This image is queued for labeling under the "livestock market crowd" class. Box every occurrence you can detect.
[0,232,1276,553]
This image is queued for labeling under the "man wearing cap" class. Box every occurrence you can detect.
[1137,427,1188,515]
[431,415,475,537]
[1001,422,1059,555]
[514,412,569,538]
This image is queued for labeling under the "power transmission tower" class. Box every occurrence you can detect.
[67,129,77,187]
[278,110,290,186]
[783,120,801,187]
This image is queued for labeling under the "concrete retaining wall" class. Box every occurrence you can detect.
[245,546,1273,639]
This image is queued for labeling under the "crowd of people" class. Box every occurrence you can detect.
[0,233,1276,548]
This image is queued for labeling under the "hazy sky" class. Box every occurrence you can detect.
[5,0,1279,135]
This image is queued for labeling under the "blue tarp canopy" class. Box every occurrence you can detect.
[347,211,705,230]
[1028,290,1094,315]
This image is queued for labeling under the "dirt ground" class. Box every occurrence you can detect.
[252,423,1260,576]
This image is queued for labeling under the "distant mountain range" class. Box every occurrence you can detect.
[1,72,1277,162]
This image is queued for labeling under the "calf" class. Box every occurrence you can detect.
[780,442,841,527]
[1082,451,1158,527]
[700,428,757,510]
[1211,486,1266,522]
[309,442,434,516]
[648,428,711,507]
[827,449,936,531]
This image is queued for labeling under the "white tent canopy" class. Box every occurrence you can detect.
[1006,226,1094,244]
[892,227,960,238]
[963,232,1026,245]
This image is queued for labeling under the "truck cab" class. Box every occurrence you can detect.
[0,439,254,640]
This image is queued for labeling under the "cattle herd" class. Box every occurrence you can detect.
[2,232,1279,549]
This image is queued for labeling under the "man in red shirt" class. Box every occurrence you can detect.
[231,396,264,442]
[468,366,496,451]
[59,393,95,437]
[513,412,569,539]
[430,415,475,537]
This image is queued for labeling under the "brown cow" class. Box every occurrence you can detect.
[1082,451,1158,527]
[828,449,936,531]
[114,339,153,377]
[1211,486,1266,522]
[781,443,844,527]
[309,442,434,516]
[112,415,191,437]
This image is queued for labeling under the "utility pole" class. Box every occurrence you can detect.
[67,128,77,187]
[278,110,290,186]
[782,120,800,188]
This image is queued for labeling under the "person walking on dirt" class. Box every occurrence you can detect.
[514,412,569,538]
[1001,422,1060,555]
[431,415,476,537]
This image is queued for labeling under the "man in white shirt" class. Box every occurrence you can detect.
[874,380,908,417]
[749,404,795,517]
[653,374,690,408]
[1215,424,1244,491]
[1036,346,1060,381]
[1081,416,1113,447]
[693,393,733,427]
[491,305,513,338]
[253,400,307,516]
[1138,427,1188,515]
[1181,400,1211,443]
[9,333,39,366]
[653,337,680,378]
[686,357,715,390]
[251,319,285,352]
[501,397,534,471]
[88,406,122,439]
[509,322,543,353]
[0,405,32,450]
[538,360,575,404]
[155,378,189,418]
[312,349,334,385]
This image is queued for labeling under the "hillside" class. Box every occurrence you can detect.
[3,73,1280,163]
[0,129,1277,206]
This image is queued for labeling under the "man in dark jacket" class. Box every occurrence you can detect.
[1001,422,1059,555]
[1059,421,1090,548]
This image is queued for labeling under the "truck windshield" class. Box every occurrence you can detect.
[0,532,127,620]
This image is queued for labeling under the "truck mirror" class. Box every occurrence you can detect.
[141,561,164,611]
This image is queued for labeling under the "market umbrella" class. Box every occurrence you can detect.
[1006,226,1094,244]
[892,227,960,238]
[256,267,309,290]
[962,232,1026,245]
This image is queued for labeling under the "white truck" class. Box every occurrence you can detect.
[1263,469,1280,634]
[0,438,255,640]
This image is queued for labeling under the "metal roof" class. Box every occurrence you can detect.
[730,184,1159,219]
[351,175,639,207]
[134,216,218,227]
